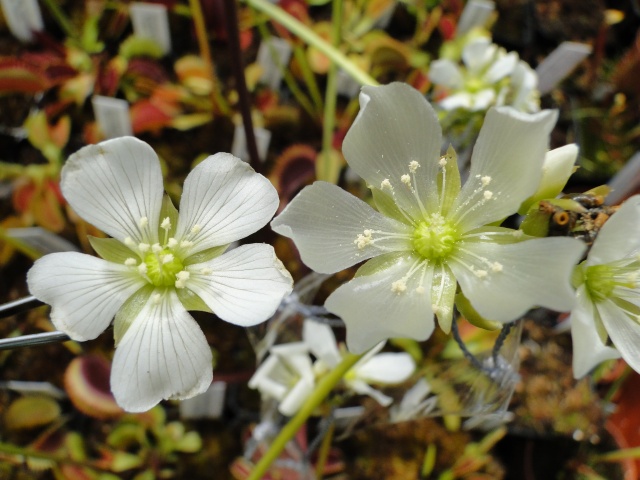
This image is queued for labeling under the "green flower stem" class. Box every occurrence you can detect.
[247,351,364,480]
[188,0,231,116]
[254,20,317,119]
[245,0,378,87]
[41,0,77,40]
[319,0,342,182]
[293,45,324,115]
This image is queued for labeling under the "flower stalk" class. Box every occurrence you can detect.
[247,351,364,480]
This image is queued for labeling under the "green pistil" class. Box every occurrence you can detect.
[584,264,615,303]
[144,249,184,287]
[412,215,458,261]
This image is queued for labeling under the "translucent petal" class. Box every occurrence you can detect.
[110,290,213,412]
[61,137,163,244]
[470,89,496,111]
[570,291,620,378]
[450,107,558,232]
[428,60,463,88]
[342,83,443,217]
[271,182,413,273]
[439,92,473,111]
[348,379,393,407]
[588,195,640,265]
[353,352,416,384]
[302,319,341,368]
[484,52,518,83]
[325,254,435,354]
[176,153,278,256]
[186,244,293,327]
[600,299,640,374]
[27,252,145,341]
[462,38,494,72]
[449,236,585,322]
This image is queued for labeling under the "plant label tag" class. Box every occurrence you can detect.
[0,0,43,42]
[6,227,79,255]
[536,42,592,95]
[256,37,292,90]
[92,96,133,139]
[129,2,172,55]
[336,69,360,98]
[456,0,494,37]
[232,124,271,163]
[179,381,227,419]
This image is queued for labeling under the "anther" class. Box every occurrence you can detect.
[138,243,150,253]
[481,176,491,187]
[409,161,420,173]
[483,190,494,200]
[124,237,136,248]
[401,174,411,186]
[139,217,148,228]
[175,270,190,289]
[391,280,407,294]
[151,293,162,304]
[161,217,171,230]
[152,243,162,253]
[180,240,194,248]
[200,267,213,275]
[137,263,148,275]
[491,262,503,272]
[415,286,425,294]
[124,258,137,266]
[190,225,202,235]
[161,254,174,264]
[167,238,178,248]
[381,179,393,190]
[439,157,447,167]
[474,269,488,279]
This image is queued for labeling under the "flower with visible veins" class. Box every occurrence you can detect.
[27,137,293,412]
[271,83,585,354]
[570,195,640,378]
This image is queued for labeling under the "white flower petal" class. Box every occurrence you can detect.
[176,153,278,255]
[484,52,518,83]
[511,61,539,112]
[439,92,474,110]
[348,379,393,407]
[61,137,163,244]
[599,299,640,375]
[470,89,496,111]
[302,319,341,368]
[342,83,443,217]
[570,291,620,378]
[429,60,463,88]
[450,236,585,322]
[186,244,293,327]
[450,107,558,232]
[271,182,413,273]
[462,38,494,72]
[111,290,213,412]
[353,352,416,384]
[27,252,145,341]
[325,255,435,354]
[279,375,314,416]
[588,195,640,265]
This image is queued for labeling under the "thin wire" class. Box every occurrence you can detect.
[450,319,486,372]
[0,295,44,318]
[492,322,514,366]
[0,331,70,351]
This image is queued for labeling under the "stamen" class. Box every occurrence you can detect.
[439,157,447,167]
[161,254,174,264]
[200,267,213,275]
[391,280,407,294]
[401,174,411,186]
[381,179,393,190]
[491,262,503,273]
[483,190,494,200]
[180,240,194,248]
[152,243,162,253]
[190,225,202,235]
[139,217,148,228]
[167,238,178,248]
[138,263,148,275]
[409,161,420,173]
[124,258,137,266]
[161,217,171,230]
[415,286,425,294]
[151,293,162,304]
[138,243,150,253]
[474,269,488,279]
[124,237,136,248]
[175,270,190,289]
[354,229,373,249]
[480,176,492,187]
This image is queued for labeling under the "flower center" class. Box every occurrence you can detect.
[412,214,458,261]
[584,263,638,303]
[144,247,185,287]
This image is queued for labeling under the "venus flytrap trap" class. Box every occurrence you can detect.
[26,136,293,412]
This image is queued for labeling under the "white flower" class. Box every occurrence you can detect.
[248,342,315,416]
[429,37,539,113]
[569,196,640,378]
[27,137,293,412]
[271,83,585,354]
[303,319,416,407]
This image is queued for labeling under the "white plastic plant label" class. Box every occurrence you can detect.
[232,124,272,163]
[6,227,79,255]
[179,381,227,419]
[456,0,494,37]
[536,42,592,95]
[0,0,43,43]
[92,96,133,139]
[256,37,292,90]
[129,2,172,55]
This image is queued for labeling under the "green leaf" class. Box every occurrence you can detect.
[184,245,229,265]
[371,187,412,225]
[89,236,137,263]
[519,205,550,238]
[455,293,501,331]
[158,195,179,240]
[354,251,407,278]
[176,288,212,313]
[315,148,343,184]
[118,36,164,60]
[4,396,61,430]
[113,285,153,345]
[110,451,144,472]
